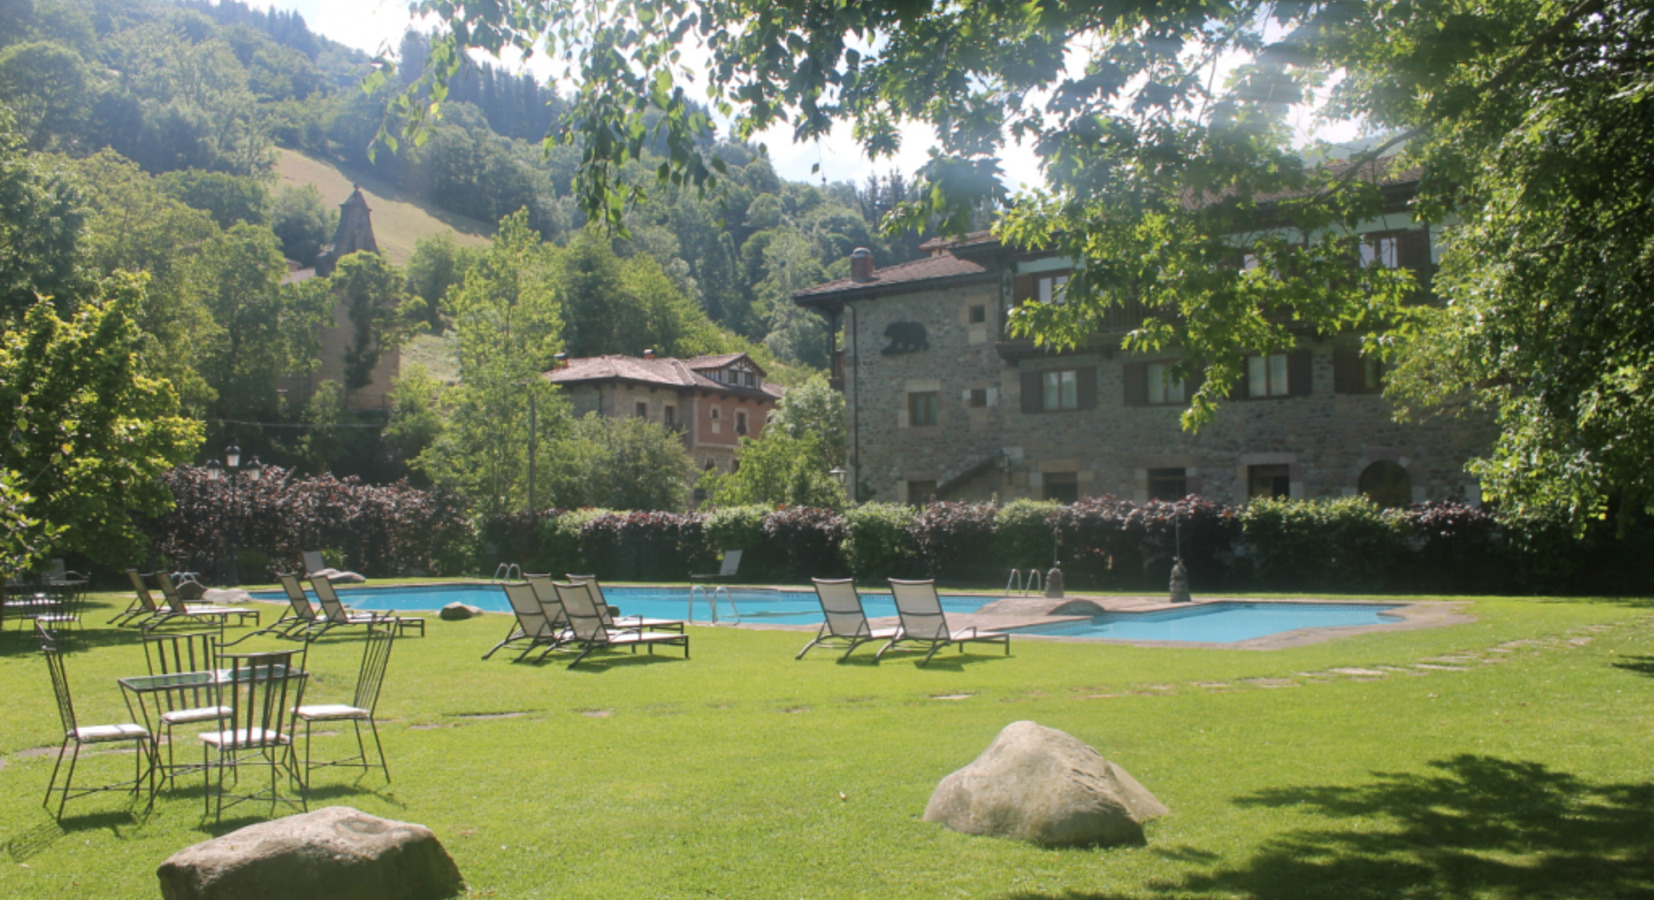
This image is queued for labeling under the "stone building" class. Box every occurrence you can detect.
[546,350,784,502]
[283,186,398,412]
[794,178,1492,507]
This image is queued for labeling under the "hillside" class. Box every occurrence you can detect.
[271,148,492,265]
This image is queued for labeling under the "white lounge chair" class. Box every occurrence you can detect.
[148,571,259,631]
[878,578,1010,666]
[486,580,569,662]
[302,550,366,584]
[563,575,685,632]
[797,578,899,662]
[552,580,689,669]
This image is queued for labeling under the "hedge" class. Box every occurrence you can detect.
[136,466,1654,594]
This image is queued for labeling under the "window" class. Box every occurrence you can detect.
[968,304,986,324]
[1333,346,1384,394]
[634,401,648,418]
[1043,370,1078,410]
[663,405,676,428]
[1242,252,1261,271]
[1249,464,1291,500]
[1022,367,1095,413]
[1360,235,1398,269]
[907,480,937,506]
[735,411,748,435]
[704,459,716,471]
[692,488,706,504]
[1247,353,1290,398]
[1037,273,1070,305]
[968,388,988,408]
[1359,461,1412,509]
[1043,472,1079,504]
[1148,468,1187,502]
[1146,362,1185,405]
[731,459,740,473]
[908,391,940,427]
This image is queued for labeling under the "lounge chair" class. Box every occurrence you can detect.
[148,571,259,631]
[564,575,686,632]
[551,579,689,669]
[302,550,366,584]
[111,569,163,626]
[878,578,1011,666]
[309,577,405,636]
[796,577,900,662]
[237,573,327,641]
[484,580,569,662]
[690,549,743,584]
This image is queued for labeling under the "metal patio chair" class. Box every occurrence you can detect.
[41,638,154,819]
[199,648,308,821]
[295,626,396,782]
[142,630,230,786]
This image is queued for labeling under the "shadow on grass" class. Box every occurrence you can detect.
[1610,655,1654,678]
[999,755,1654,900]
[4,810,144,861]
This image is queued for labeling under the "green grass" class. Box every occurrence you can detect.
[2,591,1651,898]
[271,148,492,266]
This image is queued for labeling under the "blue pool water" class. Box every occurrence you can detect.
[1010,602,1403,643]
[251,582,989,626]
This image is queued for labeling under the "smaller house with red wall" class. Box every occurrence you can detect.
[545,350,784,501]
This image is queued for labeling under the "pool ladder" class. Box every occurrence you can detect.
[492,562,523,583]
[1005,568,1043,597]
[688,584,740,624]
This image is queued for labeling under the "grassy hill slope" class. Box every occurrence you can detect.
[271,148,492,265]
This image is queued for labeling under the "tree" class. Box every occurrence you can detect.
[765,374,845,469]
[548,414,692,511]
[156,168,268,228]
[0,40,90,150]
[402,0,1654,526]
[404,231,478,333]
[327,251,415,394]
[413,210,566,517]
[701,431,847,510]
[0,107,85,319]
[0,281,202,561]
[270,183,335,267]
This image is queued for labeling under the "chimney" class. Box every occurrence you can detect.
[553,352,568,369]
[643,348,656,360]
[850,247,875,282]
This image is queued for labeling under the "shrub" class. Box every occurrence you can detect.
[704,505,772,580]
[1401,502,1505,593]
[1051,495,1240,589]
[1238,496,1408,590]
[762,506,847,580]
[994,500,1060,570]
[842,503,917,581]
[579,510,700,581]
[909,502,998,582]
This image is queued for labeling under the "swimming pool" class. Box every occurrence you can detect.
[1009,601,1403,644]
[251,582,991,626]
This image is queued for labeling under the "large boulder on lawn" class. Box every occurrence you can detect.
[175,578,207,600]
[202,588,252,606]
[439,602,483,621]
[156,806,464,900]
[922,720,1167,847]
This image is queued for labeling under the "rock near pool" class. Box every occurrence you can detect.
[156,806,464,900]
[439,602,483,621]
[922,720,1168,847]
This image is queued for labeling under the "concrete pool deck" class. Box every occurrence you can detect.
[748,592,1474,650]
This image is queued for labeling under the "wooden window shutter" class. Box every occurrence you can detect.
[1231,360,1251,401]
[1013,274,1037,305]
[1332,344,1363,394]
[1020,370,1042,413]
[1121,363,1147,407]
[1288,348,1314,397]
[1076,366,1098,410]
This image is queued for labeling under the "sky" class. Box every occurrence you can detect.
[246,0,1353,193]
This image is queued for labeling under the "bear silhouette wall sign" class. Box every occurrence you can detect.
[881,322,929,356]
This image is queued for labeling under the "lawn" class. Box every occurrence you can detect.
[1,589,1650,898]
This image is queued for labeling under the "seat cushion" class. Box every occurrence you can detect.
[294,704,369,721]
[161,706,232,725]
[75,723,149,742]
[200,727,289,748]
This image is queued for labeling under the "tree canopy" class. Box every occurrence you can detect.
[401,0,1654,525]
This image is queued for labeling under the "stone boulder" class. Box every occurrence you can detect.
[156,806,464,900]
[201,588,253,606]
[922,720,1167,847]
[175,578,208,600]
[439,603,483,621]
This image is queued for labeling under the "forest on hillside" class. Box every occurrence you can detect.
[0,0,941,517]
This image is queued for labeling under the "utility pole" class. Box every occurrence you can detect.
[527,389,538,517]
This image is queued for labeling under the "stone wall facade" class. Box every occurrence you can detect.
[835,266,1492,508]
[560,380,773,479]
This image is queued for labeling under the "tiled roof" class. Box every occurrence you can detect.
[685,352,746,370]
[545,354,782,399]
[792,252,991,301]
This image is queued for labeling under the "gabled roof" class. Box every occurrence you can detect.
[792,252,992,306]
[545,353,782,399]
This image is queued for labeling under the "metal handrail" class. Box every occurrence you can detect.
[688,584,739,624]
[492,563,522,583]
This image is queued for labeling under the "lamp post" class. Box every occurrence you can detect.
[828,466,847,489]
[203,443,262,586]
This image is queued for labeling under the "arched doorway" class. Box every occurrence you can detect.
[1359,460,1412,508]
